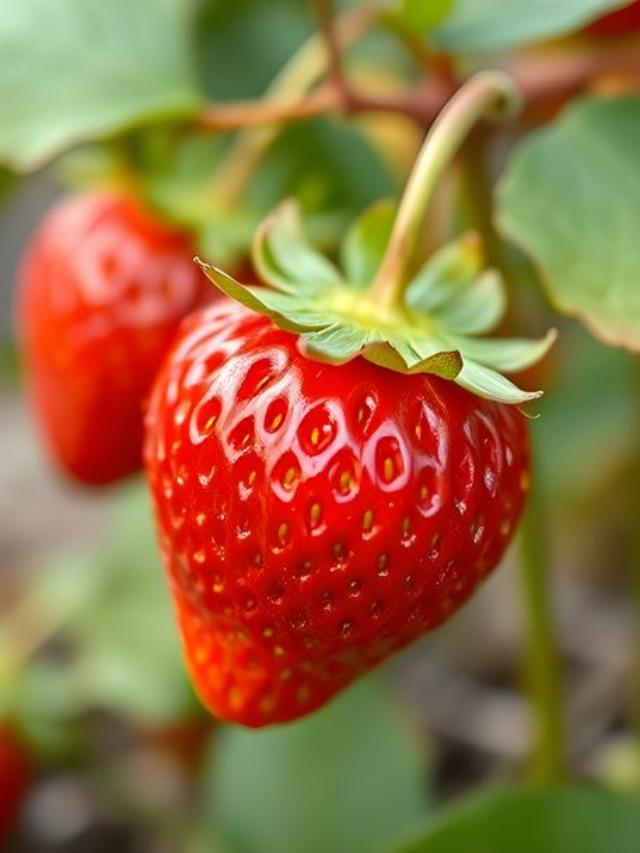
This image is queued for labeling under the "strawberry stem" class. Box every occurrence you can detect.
[212,6,376,209]
[518,478,565,783]
[369,71,520,312]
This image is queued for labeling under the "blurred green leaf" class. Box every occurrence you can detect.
[499,96,640,354]
[0,0,202,172]
[392,785,640,853]
[204,676,430,853]
[431,0,627,51]
[385,0,453,35]
[67,485,197,724]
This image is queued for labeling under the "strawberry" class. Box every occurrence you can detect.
[587,0,640,37]
[0,726,30,841]
[16,192,209,486]
[144,299,531,727]
[144,76,553,726]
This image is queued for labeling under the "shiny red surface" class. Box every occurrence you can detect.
[16,193,210,485]
[145,301,531,727]
[587,0,640,36]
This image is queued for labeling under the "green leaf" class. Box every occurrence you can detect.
[341,200,397,288]
[430,0,628,52]
[203,675,430,853]
[433,271,505,335]
[392,785,640,853]
[498,96,640,353]
[449,329,558,372]
[385,0,453,35]
[0,0,202,171]
[405,233,484,313]
[457,359,542,404]
[258,201,343,289]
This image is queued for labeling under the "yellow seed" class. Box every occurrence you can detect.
[271,413,283,430]
[362,509,373,532]
[333,542,344,559]
[310,426,320,446]
[378,553,389,571]
[228,686,243,710]
[340,470,351,491]
[415,423,422,441]
[278,523,289,543]
[213,579,224,593]
[260,694,276,714]
[196,512,207,526]
[283,468,296,488]
[431,533,441,550]
[419,485,429,501]
[309,502,321,526]
[248,470,257,486]
[297,685,311,705]
[204,415,217,431]
[280,667,293,681]
[402,517,411,538]
[193,549,206,564]
[263,626,275,639]
[383,457,394,481]
[274,645,285,657]
[194,647,208,665]
[357,407,365,423]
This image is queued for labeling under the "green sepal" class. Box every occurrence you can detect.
[198,200,554,405]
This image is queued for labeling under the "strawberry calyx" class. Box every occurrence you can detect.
[197,198,555,405]
[197,71,555,406]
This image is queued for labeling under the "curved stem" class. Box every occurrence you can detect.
[518,476,565,783]
[369,71,520,311]
[212,5,376,208]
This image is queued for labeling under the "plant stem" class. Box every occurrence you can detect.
[518,474,565,783]
[212,5,376,208]
[369,71,519,311]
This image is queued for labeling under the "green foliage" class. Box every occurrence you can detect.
[430,0,627,51]
[392,785,640,853]
[498,96,640,354]
[384,0,453,35]
[203,675,430,853]
[6,485,196,728]
[0,0,201,171]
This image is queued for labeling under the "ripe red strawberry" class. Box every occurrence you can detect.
[16,192,209,485]
[144,301,530,727]
[587,0,640,36]
[0,726,30,841]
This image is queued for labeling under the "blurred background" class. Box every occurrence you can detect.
[3,1,640,851]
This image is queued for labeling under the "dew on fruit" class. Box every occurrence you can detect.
[471,517,485,544]
[404,574,415,592]
[505,445,514,466]
[173,399,191,426]
[298,403,337,456]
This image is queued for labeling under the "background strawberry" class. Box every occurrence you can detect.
[16,192,210,486]
[144,300,531,727]
[0,726,30,842]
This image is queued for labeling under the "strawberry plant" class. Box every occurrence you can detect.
[3,0,640,851]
